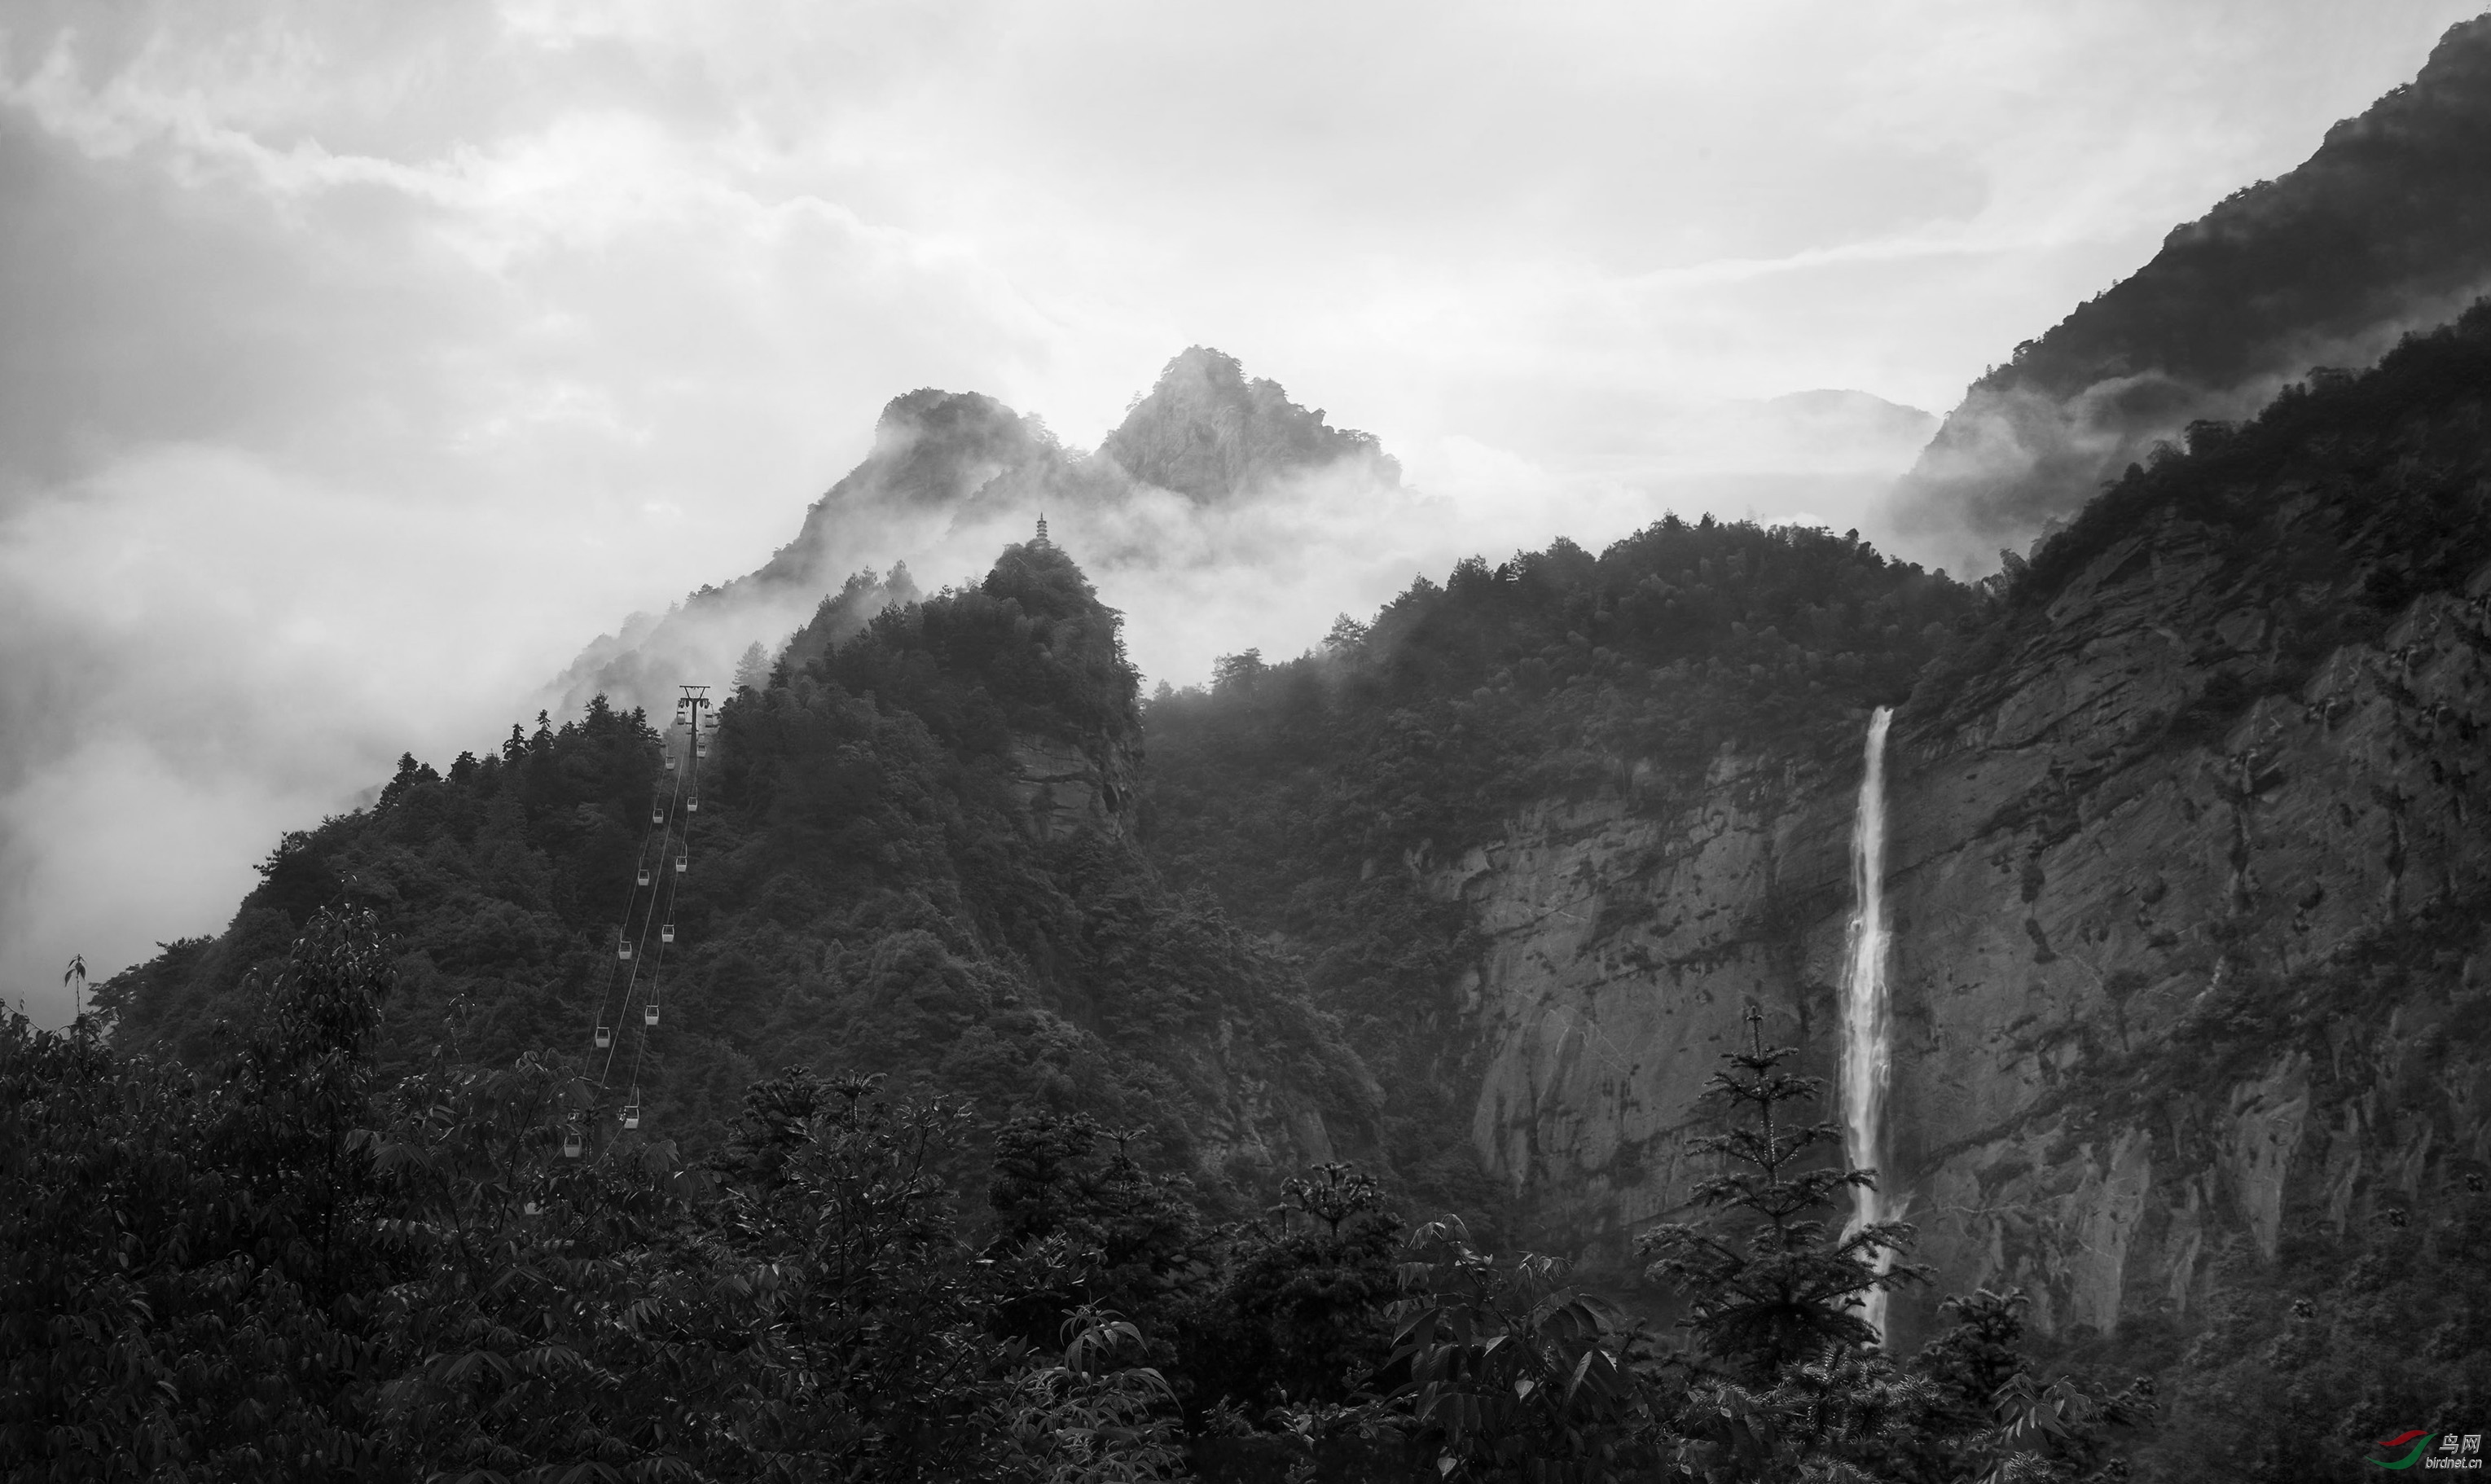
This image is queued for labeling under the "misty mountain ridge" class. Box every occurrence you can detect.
[549,342,1944,731]
[1885,11,2491,575]
[1740,389,1936,472]
[1762,388,1930,431]
[547,345,1410,722]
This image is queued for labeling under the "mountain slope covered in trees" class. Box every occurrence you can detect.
[1886,11,2491,571]
[103,539,1371,1216]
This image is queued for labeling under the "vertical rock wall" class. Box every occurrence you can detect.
[1880,521,2491,1343]
[1446,749,1857,1266]
[1443,512,2491,1346]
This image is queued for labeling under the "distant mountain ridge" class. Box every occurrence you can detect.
[1886,12,2491,572]
[547,348,1404,721]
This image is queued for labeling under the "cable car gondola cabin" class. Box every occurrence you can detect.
[617,937,633,961]
[688,797,699,813]
[661,924,674,944]
[621,1101,641,1131]
[675,853,688,874]
[563,1124,583,1159]
[594,1025,611,1049]
[637,867,651,887]
[644,1002,660,1026]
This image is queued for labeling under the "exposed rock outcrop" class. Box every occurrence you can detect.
[1009,731,1138,841]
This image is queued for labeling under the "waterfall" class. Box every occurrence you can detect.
[1839,705,1895,1342]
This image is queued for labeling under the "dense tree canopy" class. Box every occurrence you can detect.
[7,911,2144,1481]
[98,544,1369,1227]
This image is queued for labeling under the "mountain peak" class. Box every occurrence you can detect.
[869,388,1054,498]
[1100,346,1400,502]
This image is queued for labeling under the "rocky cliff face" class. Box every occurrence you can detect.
[1881,529,2491,1345]
[1431,749,1853,1267]
[1009,731,1138,842]
[1441,314,2491,1355]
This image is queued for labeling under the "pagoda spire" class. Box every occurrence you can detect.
[1034,511,1051,547]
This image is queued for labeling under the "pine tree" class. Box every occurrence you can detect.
[1636,1005,1926,1381]
[732,640,771,694]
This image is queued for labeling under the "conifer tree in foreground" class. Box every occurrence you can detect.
[1636,1005,1927,1381]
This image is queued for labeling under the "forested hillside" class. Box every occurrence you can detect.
[1887,12,2491,569]
[100,539,1370,1212]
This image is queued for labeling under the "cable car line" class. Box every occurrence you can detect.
[598,719,688,1091]
[604,684,712,1131]
[622,727,693,1107]
[566,709,687,1157]
[581,720,684,1061]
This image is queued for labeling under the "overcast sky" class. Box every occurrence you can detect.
[3,0,2481,1024]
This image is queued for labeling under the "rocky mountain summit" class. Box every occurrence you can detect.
[547,349,1401,721]
[1100,345,1401,502]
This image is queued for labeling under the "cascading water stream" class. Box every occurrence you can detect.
[1839,705,1895,1341]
